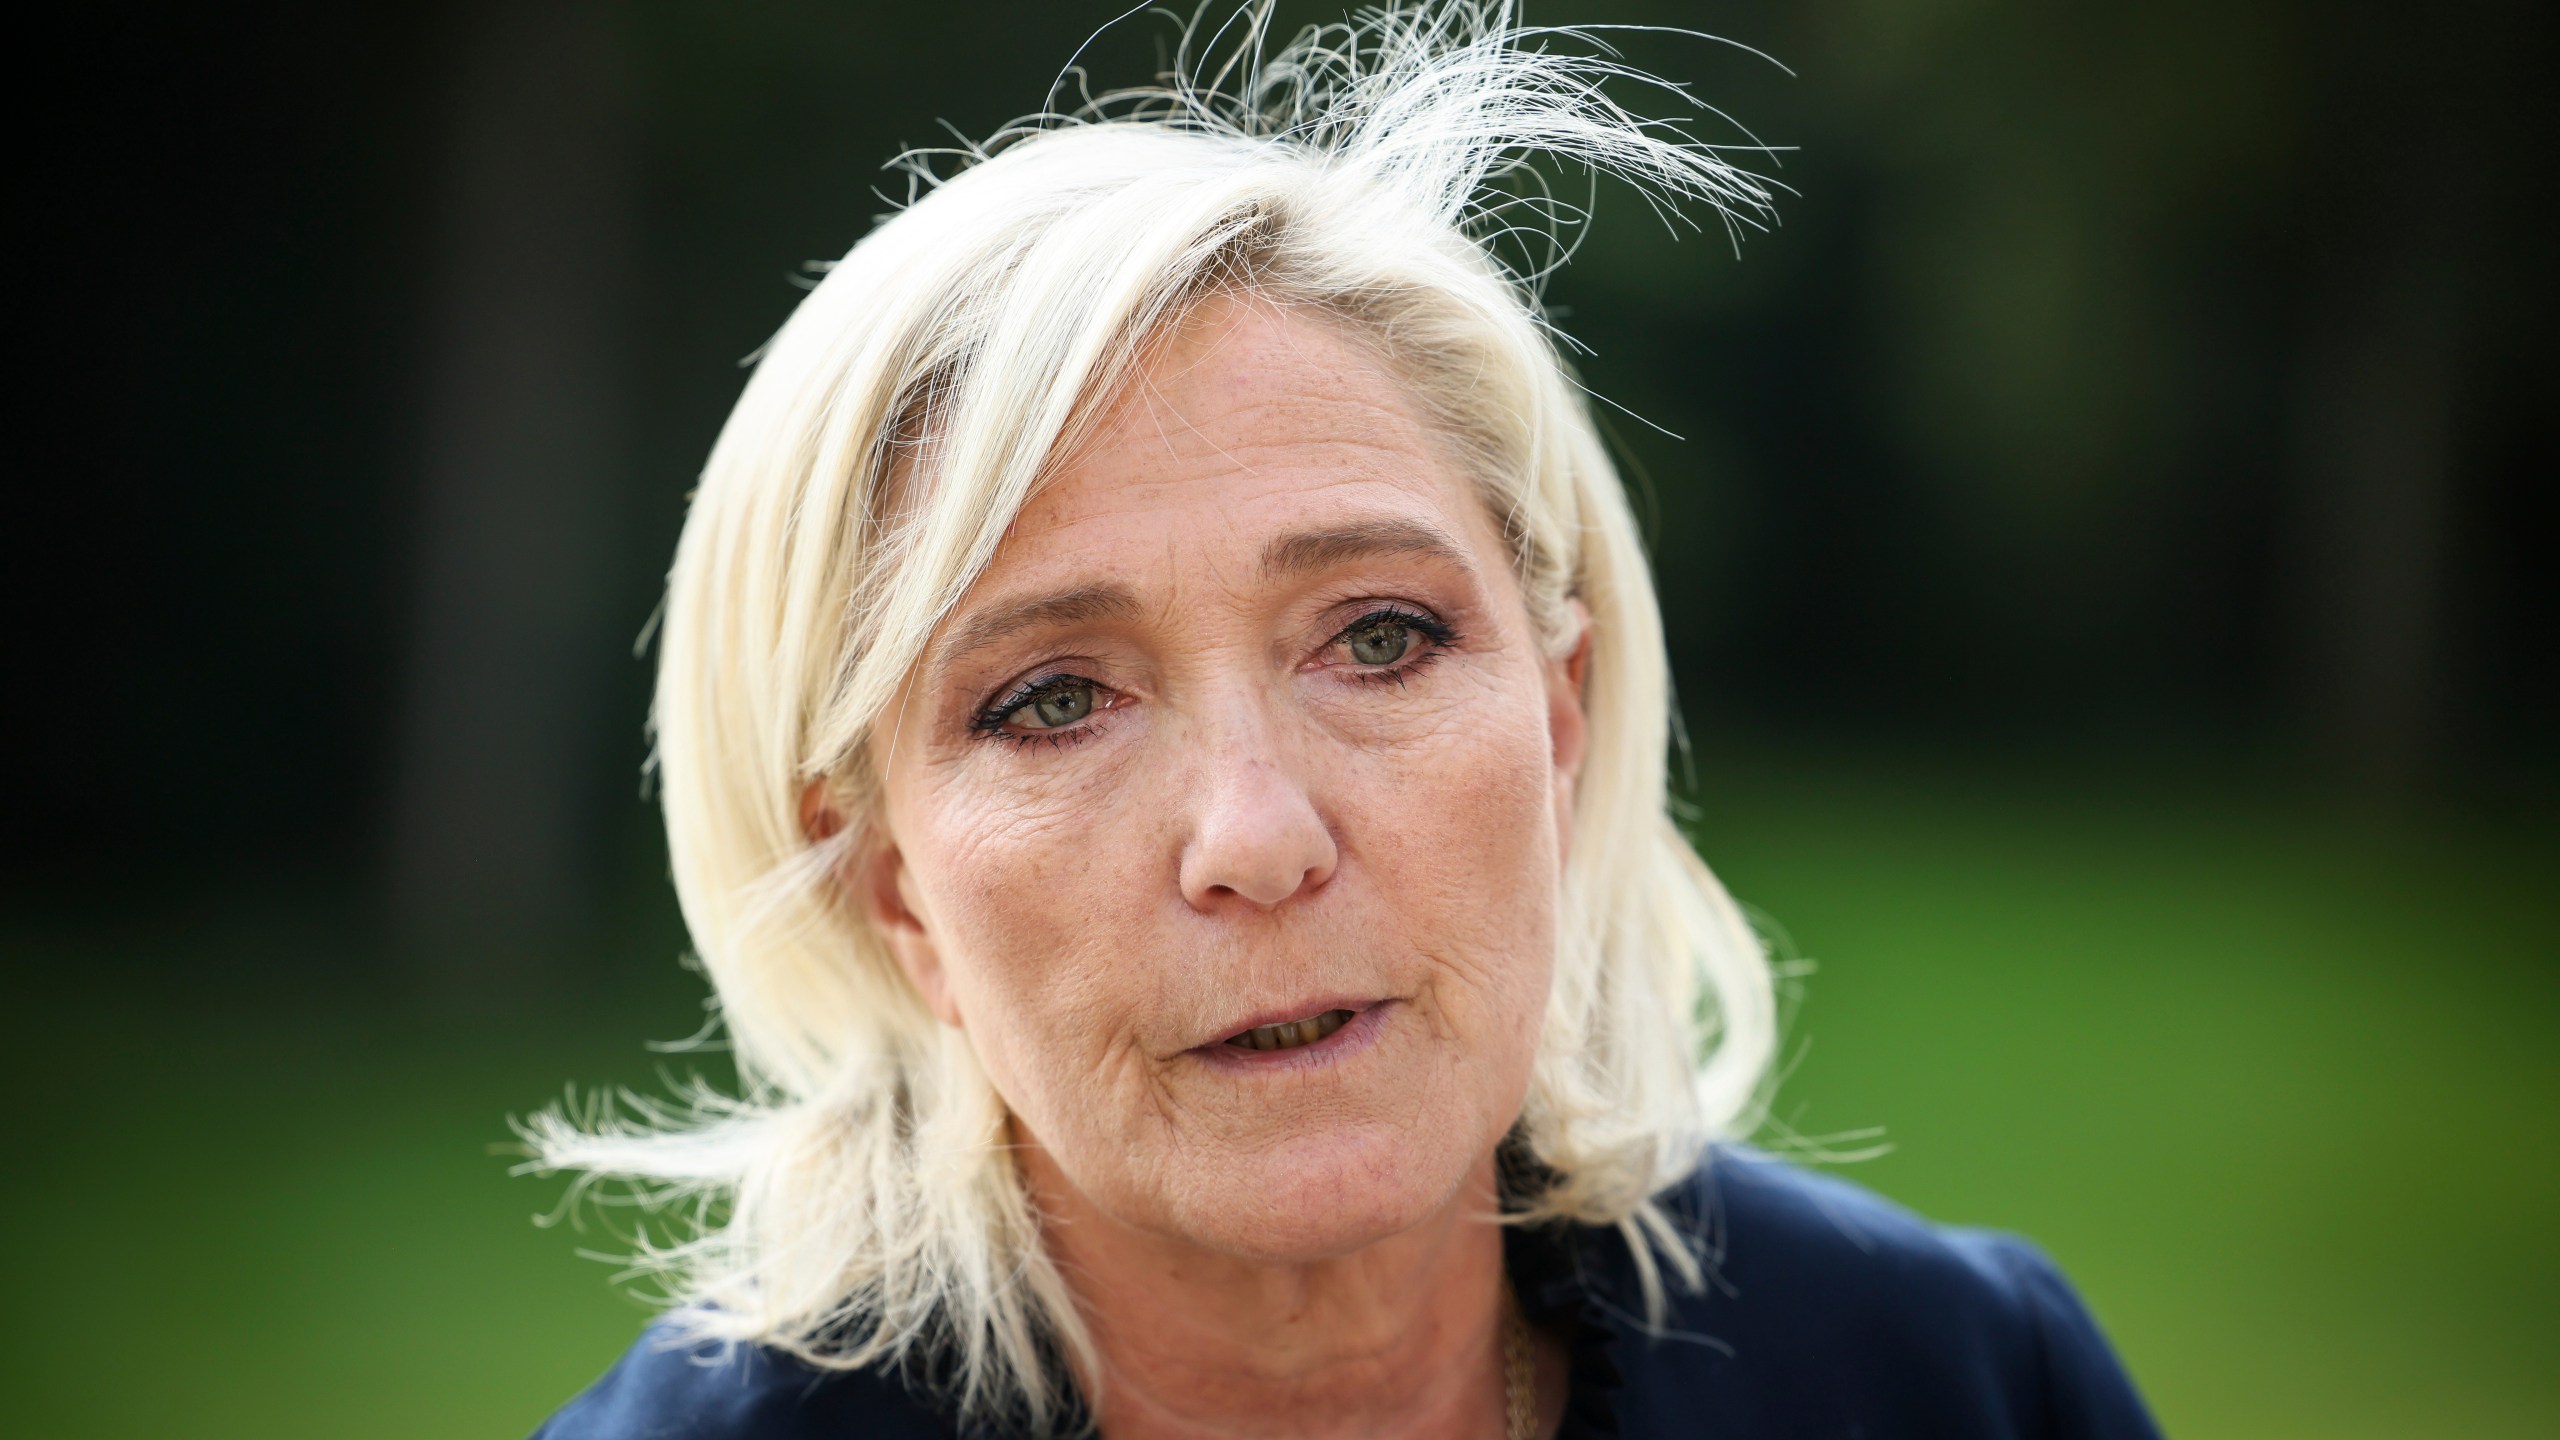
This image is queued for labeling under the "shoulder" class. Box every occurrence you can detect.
[528,1321,946,1440]
[1599,1148,2162,1439]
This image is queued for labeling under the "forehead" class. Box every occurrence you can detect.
[991,294,1485,573]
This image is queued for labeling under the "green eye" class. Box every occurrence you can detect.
[1347,620,1413,666]
[1025,683,1093,728]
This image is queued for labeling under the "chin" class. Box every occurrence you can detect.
[1156,1117,1490,1264]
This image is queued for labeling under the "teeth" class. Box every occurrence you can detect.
[1226,1009,1354,1052]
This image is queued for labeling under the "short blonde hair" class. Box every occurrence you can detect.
[528,3,1778,1428]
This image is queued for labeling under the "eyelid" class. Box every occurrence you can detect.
[967,600,1456,747]
[1324,603,1457,650]
[972,670,1107,736]
[995,671,1088,708]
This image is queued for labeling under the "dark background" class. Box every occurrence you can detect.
[8,3,2553,1436]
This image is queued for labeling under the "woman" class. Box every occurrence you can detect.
[528,6,2161,1436]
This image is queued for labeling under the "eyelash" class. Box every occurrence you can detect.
[1333,605,1457,687]
[969,674,1101,750]
[966,605,1460,749]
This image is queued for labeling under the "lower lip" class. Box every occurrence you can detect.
[1191,1001,1395,1074]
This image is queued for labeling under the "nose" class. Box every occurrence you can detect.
[1176,723,1337,912]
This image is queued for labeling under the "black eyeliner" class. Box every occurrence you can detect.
[969,672,1096,736]
[1334,604,1459,649]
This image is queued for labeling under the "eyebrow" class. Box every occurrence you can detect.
[1259,518,1476,581]
[929,583,1141,673]
[928,520,1473,674]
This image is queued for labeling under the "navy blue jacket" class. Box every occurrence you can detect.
[534,1150,2162,1438]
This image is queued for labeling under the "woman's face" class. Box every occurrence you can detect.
[862,294,1587,1263]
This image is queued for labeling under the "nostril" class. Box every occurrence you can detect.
[1207,861,1328,903]
[1172,742,1338,910]
[1178,809,1337,911]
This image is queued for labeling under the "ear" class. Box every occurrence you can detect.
[1545,598,1594,849]
[803,780,962,1028]
[858,834,962,1027]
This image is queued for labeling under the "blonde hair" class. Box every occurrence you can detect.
[525,3,1778,1429]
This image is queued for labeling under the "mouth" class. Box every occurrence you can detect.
[1223,1008,1357,1053]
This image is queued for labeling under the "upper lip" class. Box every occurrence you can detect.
[1199,996,1379,1048]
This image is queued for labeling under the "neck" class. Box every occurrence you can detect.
[1023,1145,1512,1440]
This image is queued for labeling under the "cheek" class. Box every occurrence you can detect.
[895,769,1166,1112]
[882,653,1566,1232]
[1350,667,1563,1020]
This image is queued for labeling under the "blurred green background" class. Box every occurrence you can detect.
[9,2,2552,1436]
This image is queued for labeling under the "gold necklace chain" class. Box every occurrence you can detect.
[1500,1282,1536,1440]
